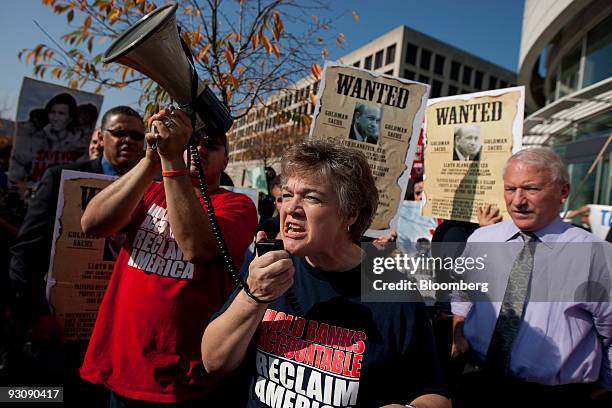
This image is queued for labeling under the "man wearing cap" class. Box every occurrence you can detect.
[80,107,257,405]
[451,148,612,407]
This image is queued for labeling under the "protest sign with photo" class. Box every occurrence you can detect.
[309,62,429,236]
[46,170,116,340]
[8,77,104,191]
[422,87,524,223]
[396,200,439,255]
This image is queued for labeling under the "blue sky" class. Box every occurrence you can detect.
[0,0,525,121]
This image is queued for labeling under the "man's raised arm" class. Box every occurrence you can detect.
[81,145,160,237]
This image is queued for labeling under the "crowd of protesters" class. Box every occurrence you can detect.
[0,100,610,408]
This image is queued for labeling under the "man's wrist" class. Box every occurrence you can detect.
[160,157,188,172]
[144,152,162,170]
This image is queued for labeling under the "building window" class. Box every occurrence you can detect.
[448,85,458,95]
[403,70,415,80]
[374,50,384,69]
[434,55,445,75]
[488,75,497,90]
[386,44,396,65]
[474,70,483,89]
[432,80,442,97]
[420,49,432,71]
[499,80,508,88]
[418,74,430,84]
[559,46,581,97]
[364,55,373,70]
[405,43,418,65]
[450,61,460,81]
[353,61,360,68]
[583,14,612,87]
[384,69,393,75]
[462,66,472,86]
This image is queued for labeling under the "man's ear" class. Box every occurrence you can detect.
[560,183,570,203]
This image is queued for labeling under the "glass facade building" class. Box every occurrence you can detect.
[520,0,612,208]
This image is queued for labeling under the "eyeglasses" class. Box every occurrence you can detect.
[103,128,145,141]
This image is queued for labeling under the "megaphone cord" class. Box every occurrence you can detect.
[180,28,301,314]
[188,144,268,304]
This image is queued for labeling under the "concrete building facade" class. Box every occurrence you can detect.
[226,25,517,184]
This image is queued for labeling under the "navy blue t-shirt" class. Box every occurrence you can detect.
[212,256,447,407]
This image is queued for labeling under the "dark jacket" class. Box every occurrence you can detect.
[348,125,378,144]
[452,148,481,161]
[9,158,103,317]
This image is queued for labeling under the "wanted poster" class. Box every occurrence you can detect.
[46,170,116,340]
[422,87,524,223]
[309,62,429,236]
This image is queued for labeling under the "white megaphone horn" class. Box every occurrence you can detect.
[103,2,233,137]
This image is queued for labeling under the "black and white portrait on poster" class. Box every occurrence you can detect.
[8,77,104,194]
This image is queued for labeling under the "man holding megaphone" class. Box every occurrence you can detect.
[79,107,257,405]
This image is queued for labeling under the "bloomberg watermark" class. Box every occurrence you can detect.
[361,241,612,304]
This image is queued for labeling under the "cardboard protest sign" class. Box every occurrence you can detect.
[8,78,103,191]
[46,170,116,340]
[396,200,438,255]
[588,204,612,240]
[422,87,524,223]
[309,62,429,236]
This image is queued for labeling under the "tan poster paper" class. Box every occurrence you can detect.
[422,87,524,223]
[309,62,429,236]
[46,170,117,340]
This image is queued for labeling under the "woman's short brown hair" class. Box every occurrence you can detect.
[281,139,379,241]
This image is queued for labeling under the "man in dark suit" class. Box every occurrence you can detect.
[452,125,482,161]
[6,106,144,402]
[349,103,382,144]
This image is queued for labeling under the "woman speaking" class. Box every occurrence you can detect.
[202,140,449,408]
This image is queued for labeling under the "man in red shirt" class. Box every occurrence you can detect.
[80,108,257,405]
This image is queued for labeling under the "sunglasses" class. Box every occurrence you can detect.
[103,128,145,141]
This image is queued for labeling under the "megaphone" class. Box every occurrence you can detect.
[103,2,233,137]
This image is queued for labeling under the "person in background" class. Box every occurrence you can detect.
[563,205,591,231]
[257,175,282,239]
[6,106,145,404]
[88,128,103,160]
[77,128,103,162]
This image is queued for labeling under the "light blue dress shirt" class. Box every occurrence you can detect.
[101,156,120,176]
[451,217,612,389]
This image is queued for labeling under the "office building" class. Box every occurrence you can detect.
[227,25,517,183]
[520,0,612,206]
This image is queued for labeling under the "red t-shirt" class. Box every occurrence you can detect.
[81,182,257,402]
